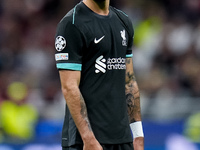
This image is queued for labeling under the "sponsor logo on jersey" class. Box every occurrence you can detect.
[95,55,106,73]
[120,29,127,46]
[95,56,126,73]
[55,53,69,61]
[55,36,66,51]
[107,57,126,70]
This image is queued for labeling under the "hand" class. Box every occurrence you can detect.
[83,137,103,150]
[133,137,144,150]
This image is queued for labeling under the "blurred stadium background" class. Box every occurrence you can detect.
[0,0,200,150]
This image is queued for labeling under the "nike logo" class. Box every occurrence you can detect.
[94,36,105,44]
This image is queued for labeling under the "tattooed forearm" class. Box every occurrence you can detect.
[126,72,136,84]
[80,94,92,131]
[125,58,142,123]
[126,93,136,122]
[126,79,141,123]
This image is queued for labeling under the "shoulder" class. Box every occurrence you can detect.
[57,2,90,33]
[111,7,128,18]
[111,6,132,24]
[110,6,134,35]
[58,2,86,27]
[58,3,79,26]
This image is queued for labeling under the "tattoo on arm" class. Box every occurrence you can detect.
[125,59,141,123]
[126,80,140,123]
[126,72,136,84]
[80,94,92,131]
[126,93,136,123]
[126,58,131,64]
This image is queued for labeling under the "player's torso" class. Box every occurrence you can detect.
[74,5,130,77]
[62,3,133,145]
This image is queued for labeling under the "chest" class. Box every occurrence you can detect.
[83,18,129,57]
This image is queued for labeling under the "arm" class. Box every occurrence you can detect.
[59,70,102,150]
[125,58,144,150]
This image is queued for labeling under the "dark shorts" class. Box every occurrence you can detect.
[62,143,134,150]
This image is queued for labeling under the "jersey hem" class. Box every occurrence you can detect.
[62,138,133,147]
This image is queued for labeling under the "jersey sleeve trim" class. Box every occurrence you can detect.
[72,4,78,24]
[126,54,133,58]
[56,63,82,71]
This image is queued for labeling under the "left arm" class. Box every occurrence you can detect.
[125,57,144,150]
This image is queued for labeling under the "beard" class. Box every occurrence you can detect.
[93,0,106,2]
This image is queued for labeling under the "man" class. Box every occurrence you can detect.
[55,0,144,150]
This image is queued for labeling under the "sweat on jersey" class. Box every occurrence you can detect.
[55,2,134,147]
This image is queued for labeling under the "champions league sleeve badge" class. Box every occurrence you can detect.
[55,36,67,51]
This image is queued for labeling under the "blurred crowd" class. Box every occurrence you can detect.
[0,0,200,144]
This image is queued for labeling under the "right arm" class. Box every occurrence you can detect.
[59,70,102,150]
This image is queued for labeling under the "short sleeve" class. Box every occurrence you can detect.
[126,19,134,58]
[55,19,84,71]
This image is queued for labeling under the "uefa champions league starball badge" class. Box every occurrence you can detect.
[55,36,66,51]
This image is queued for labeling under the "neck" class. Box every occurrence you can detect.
[83,0,110,16]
